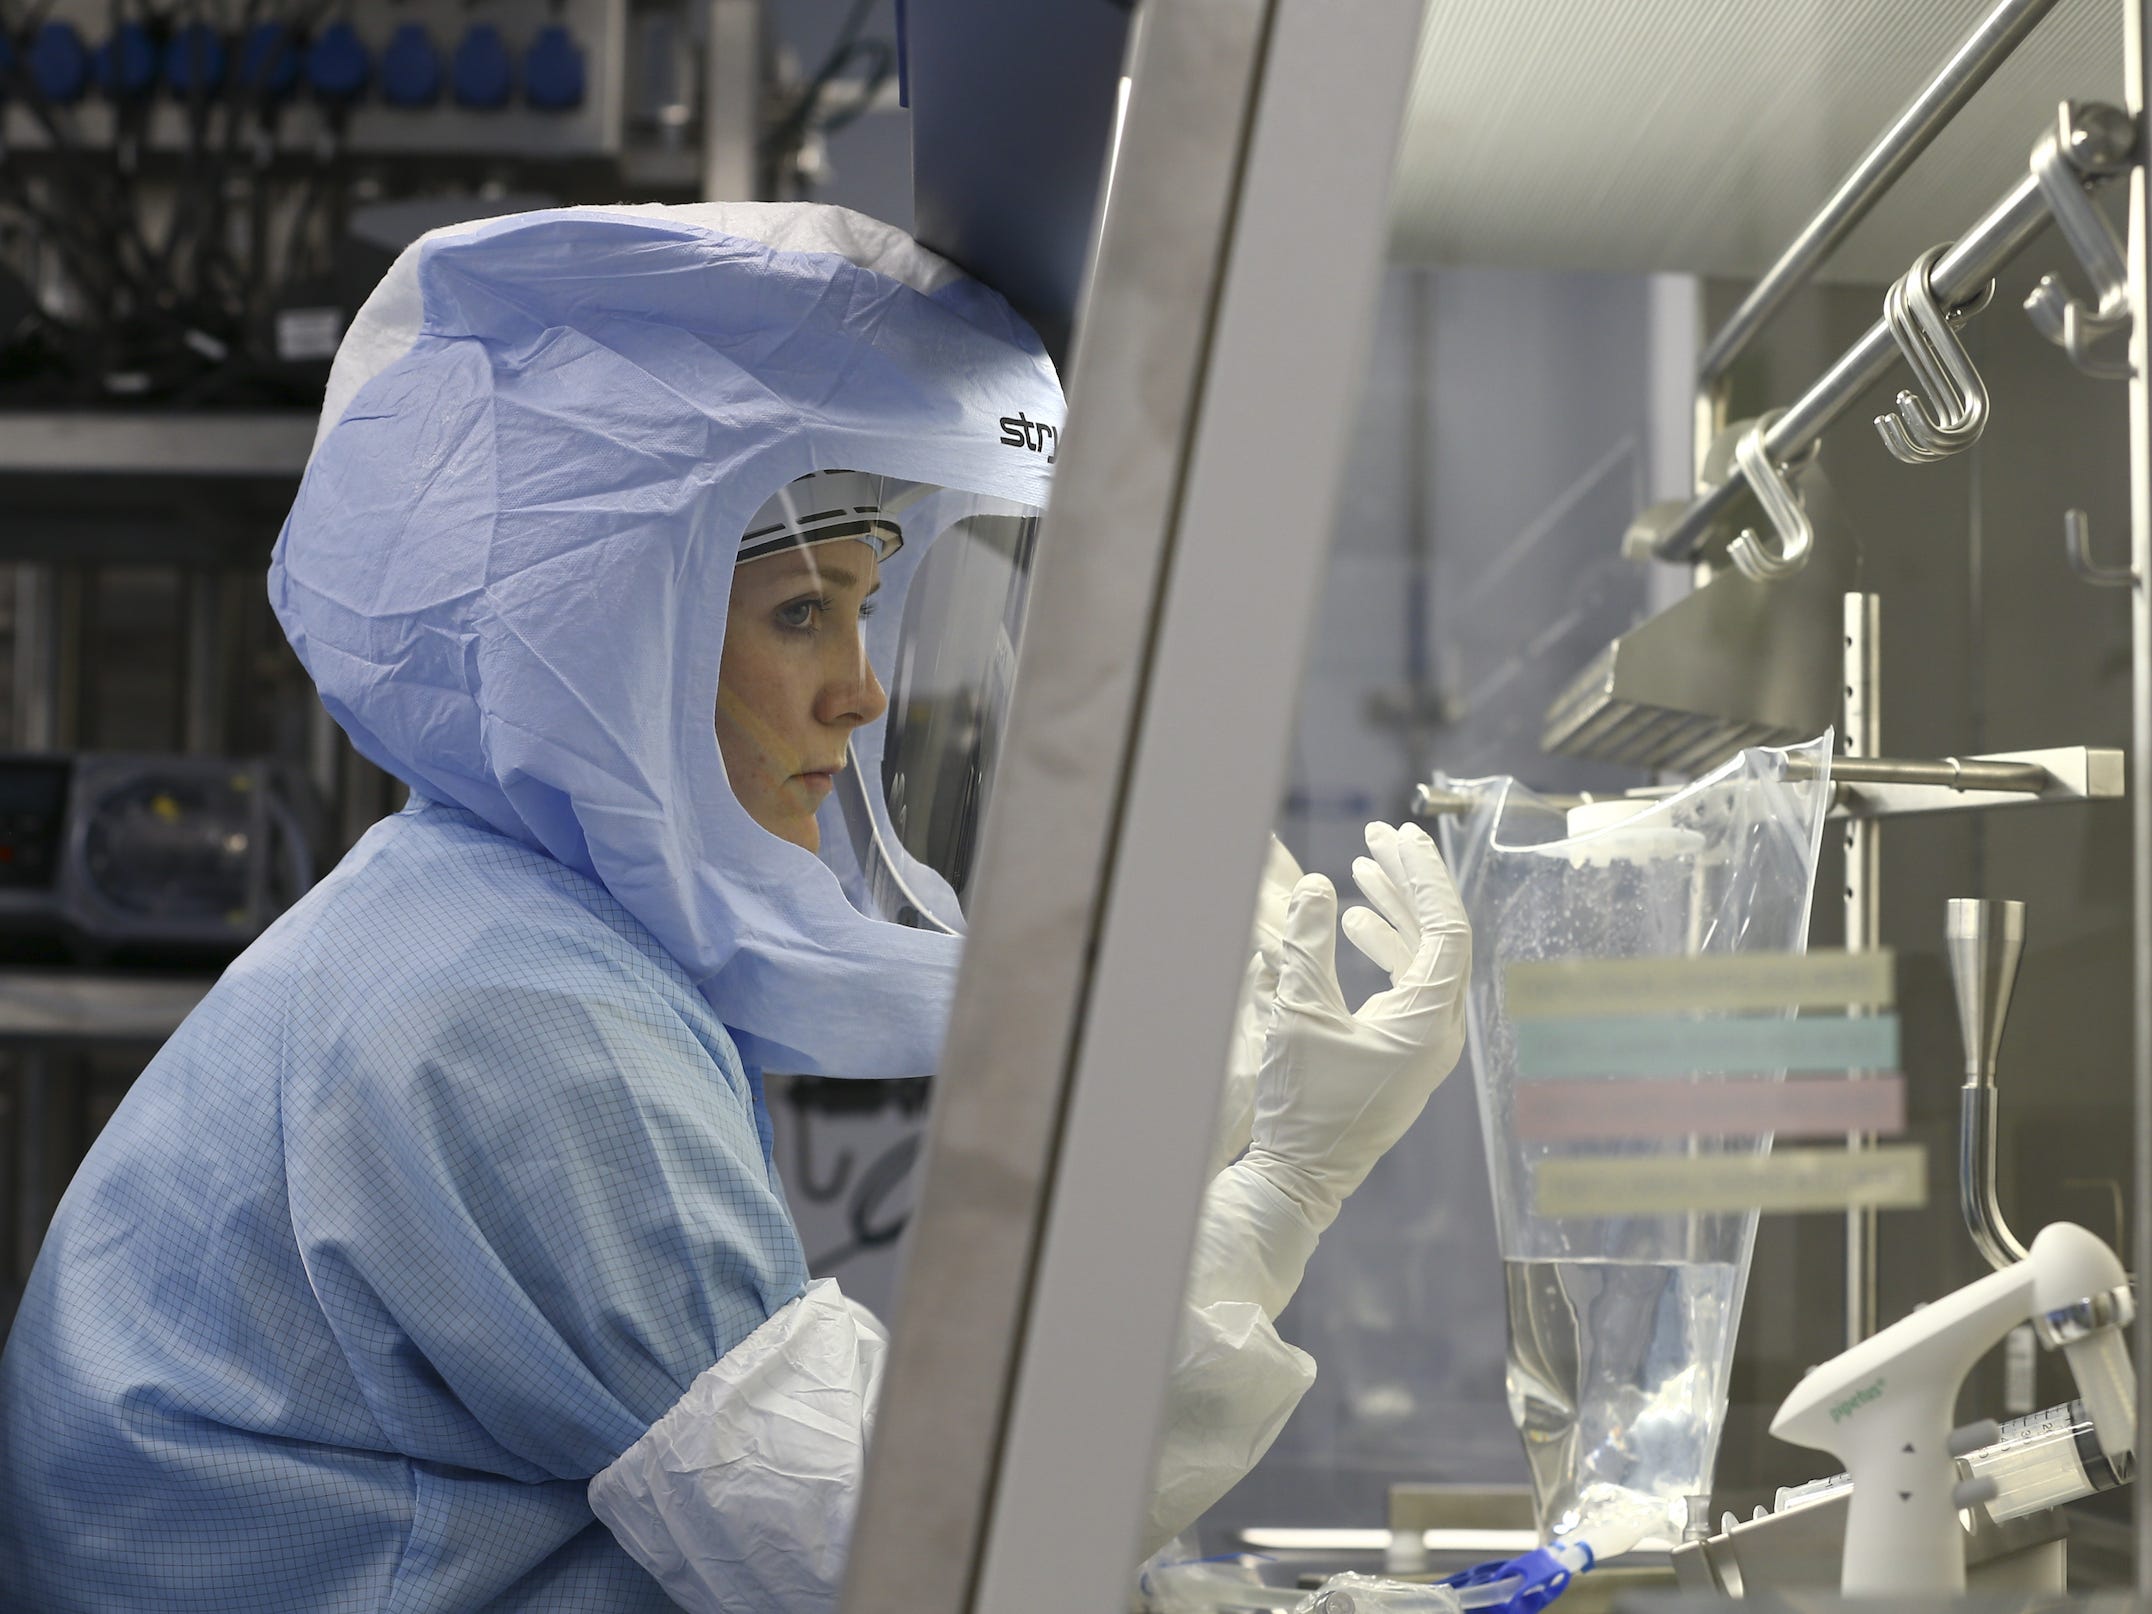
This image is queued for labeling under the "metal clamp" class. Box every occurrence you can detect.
[2026,101,2137,379]
[1727,411,1814,581]
[2034,1283,2136,1349]
[2064,508,2136,587]
[1877,245,1993,462]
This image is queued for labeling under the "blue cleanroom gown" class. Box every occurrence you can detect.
[0,201,1062,1609]
[2,798,805,1608]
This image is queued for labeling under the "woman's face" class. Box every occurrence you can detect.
[716,543,889,853]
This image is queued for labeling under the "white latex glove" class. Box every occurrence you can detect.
[1245,819,1470,1233]
[1209,835,1304,1177]
[1145,821,1470,1554]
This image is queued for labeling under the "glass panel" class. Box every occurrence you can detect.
[1167,3,2137,1600]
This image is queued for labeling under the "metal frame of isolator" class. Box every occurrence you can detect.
[2129,0,2152,1592]
[835,1,1426,1611]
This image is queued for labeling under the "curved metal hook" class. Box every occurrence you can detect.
[1904,250,1991,452]
[1727,411,1813,583]
[2026,101,2136,379]
[1877,245,1991,463]
[2064,507,2136,587]
[1879,272,1953,463]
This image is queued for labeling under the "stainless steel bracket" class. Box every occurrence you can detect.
[1824,746,2125,818]
[2067,507,2139,586]
[1415,747,2123,823]
[2026,100,2139,378]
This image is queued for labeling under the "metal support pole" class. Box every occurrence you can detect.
[2125,0,2152,1587]
[11,565,60,751]
[1697,0,2064,385]
[702,0,760,201]
[1844,592,1882,1347]
[182,572,228,755]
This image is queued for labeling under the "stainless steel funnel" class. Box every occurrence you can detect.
[1947,898,2028,1268]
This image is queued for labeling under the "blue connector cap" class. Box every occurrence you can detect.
[379,22,441,108]
[164,22,228,97]
[522,23,582,111]
[1443,1544,1591,1614]
[450,23,512,110]
[29,21,90,104]
[94,22,160,101]
[304,21,369,103]
[239,22,301,99]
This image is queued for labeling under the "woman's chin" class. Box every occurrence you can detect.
[775,813,821,855]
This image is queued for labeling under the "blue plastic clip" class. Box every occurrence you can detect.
[304,21,370,104]
[239,22,302,99]
[164,22,228,97]
[1442,1544,1591,1613]
[29,21,90,103]
[522,23,582,110]
[379,23,441,108]
[94,22,160,101]
[450,23,512,109]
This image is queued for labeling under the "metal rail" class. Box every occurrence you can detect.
[2124,0,2152,1586]
[1415,752,2067,818]
[1698,0,2065,384]
[1791,754,2051,791]
[1649,105,2138,565]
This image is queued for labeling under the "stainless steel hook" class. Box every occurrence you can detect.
[2064,507,2136,587]
[1881,273,1957,462]
[2026,101,2135,379]
[1877,245,1992,463]
[1727,410,1814,582]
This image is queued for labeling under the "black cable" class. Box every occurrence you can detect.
[810,39,892,141]
[758,0,886,193]
[0,54,140,323]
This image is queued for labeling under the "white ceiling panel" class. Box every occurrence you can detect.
[1390,0,2124,280]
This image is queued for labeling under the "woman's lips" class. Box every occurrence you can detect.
[794,768,841,798]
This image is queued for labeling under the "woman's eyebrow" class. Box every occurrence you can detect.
[797,562,880,596]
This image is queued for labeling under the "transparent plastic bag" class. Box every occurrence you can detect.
[1297,1574,1465,1613]
[1433,736,1834,1547]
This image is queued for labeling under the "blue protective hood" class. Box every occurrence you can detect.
[270,204,1063,1077]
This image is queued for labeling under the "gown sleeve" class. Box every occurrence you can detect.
[280,946,809,1487]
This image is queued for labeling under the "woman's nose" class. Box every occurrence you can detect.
[817,634,889,730]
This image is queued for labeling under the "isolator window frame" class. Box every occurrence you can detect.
[835,1,1430,1611]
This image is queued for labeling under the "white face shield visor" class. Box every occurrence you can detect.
[724,469,1043,937]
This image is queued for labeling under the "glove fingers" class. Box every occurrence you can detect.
[1277,873,1347,1016]
[1394,823,1470,941]
[1351,853,1417,946]
[1342,904,1414,981]
[1364,822,1420,933]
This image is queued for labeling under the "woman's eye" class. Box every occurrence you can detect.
[776,599,819,631]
